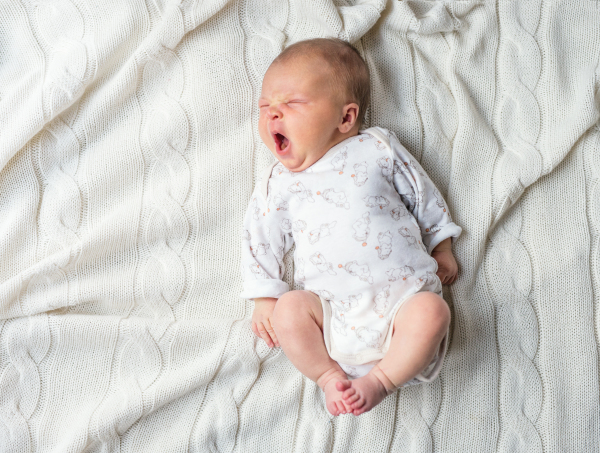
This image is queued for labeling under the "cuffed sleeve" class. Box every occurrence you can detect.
[240,279,289,299]
[388,131,462,254]
[239,179,294,299]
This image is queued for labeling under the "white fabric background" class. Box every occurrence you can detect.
[0,0,599,451]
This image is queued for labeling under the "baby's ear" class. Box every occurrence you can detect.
[339,102,359,133]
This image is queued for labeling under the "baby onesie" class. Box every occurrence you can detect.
[240,126,462,381]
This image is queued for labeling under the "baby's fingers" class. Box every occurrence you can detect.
[263,318,279,347]
[256,322,274,347]
[257,320,279,348]
[437,270,449,285]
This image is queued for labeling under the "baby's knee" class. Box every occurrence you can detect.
[273,291,304,325]
[401,292,450,331]
[273,292,293,324]
[273,290,321,331]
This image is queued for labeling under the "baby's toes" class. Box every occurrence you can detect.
[342,386,356,400]
[334,400,347,415]
[350,394,365,410]
[352,406,367,416]
[345,392,360,404]
[327,401,340,416]
[335,379,352,392]
[341,400,353,414]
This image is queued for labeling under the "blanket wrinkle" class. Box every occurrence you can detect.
[489,0,543,233]
[0,0,95,173]
[387,0,480,35]
[0,0,232,174]
[185,320,258,453]
[336,0,385,44]
[58,317,242,453]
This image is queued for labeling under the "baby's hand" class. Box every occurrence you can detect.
[431,238,458,285]
[252,297,279,348]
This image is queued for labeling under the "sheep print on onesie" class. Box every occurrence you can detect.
[240,127,462,381]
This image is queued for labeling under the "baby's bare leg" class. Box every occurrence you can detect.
[272,290,351,416]
[339,291,450,416]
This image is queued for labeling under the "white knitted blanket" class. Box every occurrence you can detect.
[1,0,599,451]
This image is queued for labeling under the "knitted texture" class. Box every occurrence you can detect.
[1,0,599,451]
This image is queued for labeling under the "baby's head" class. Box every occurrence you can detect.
[258,38,370,172]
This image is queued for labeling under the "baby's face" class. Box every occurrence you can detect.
[258,57,350,172]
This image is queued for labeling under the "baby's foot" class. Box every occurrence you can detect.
[317,369,352,416]
[337,366,396,416]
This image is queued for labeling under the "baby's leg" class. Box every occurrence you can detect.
[272,290,351,416]
[339,291,450,415]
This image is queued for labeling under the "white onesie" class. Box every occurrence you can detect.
[240,127,462,383]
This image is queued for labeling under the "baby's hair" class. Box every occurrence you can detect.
[271,38,371,126]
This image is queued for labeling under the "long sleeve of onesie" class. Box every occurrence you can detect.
[387,131,462,254]
[239,177,294,299]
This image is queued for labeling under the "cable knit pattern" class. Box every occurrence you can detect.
[137,3,190,321]
[245,0,287,84]
[485,201,542,452]
[0,1,599,451]
[189,321,260,453]
[492,0,543,224]
[0,0,94,170]
[402,2,464,202]
[35,0,88,119]
[38,118,81,251]
[0,316,50,451]
[383,4,466,451]
[34,117,82,313]
[89,320,162,453]
[396,383,442,453]
[486,6,544,449]
[25,0,91,316]
[242,0,288,180]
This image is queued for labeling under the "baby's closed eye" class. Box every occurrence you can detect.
[286,100,308,106]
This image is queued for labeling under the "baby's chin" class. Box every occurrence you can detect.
[273,150,311,172]
[278,159,306,172]
[279,148,328,173]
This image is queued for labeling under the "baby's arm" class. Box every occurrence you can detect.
[388,131,462,283]
[240,178,293,346]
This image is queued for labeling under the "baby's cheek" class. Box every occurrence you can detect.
[257,121,270,146]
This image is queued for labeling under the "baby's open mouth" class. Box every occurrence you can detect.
[274,132,290,152]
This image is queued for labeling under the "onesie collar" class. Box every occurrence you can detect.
[304,130,372,172]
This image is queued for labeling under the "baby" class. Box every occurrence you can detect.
[240,38,462,416]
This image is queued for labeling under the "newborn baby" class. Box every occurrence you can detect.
[240,38,462,416]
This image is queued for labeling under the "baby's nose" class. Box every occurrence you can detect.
[267,105,282,120]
